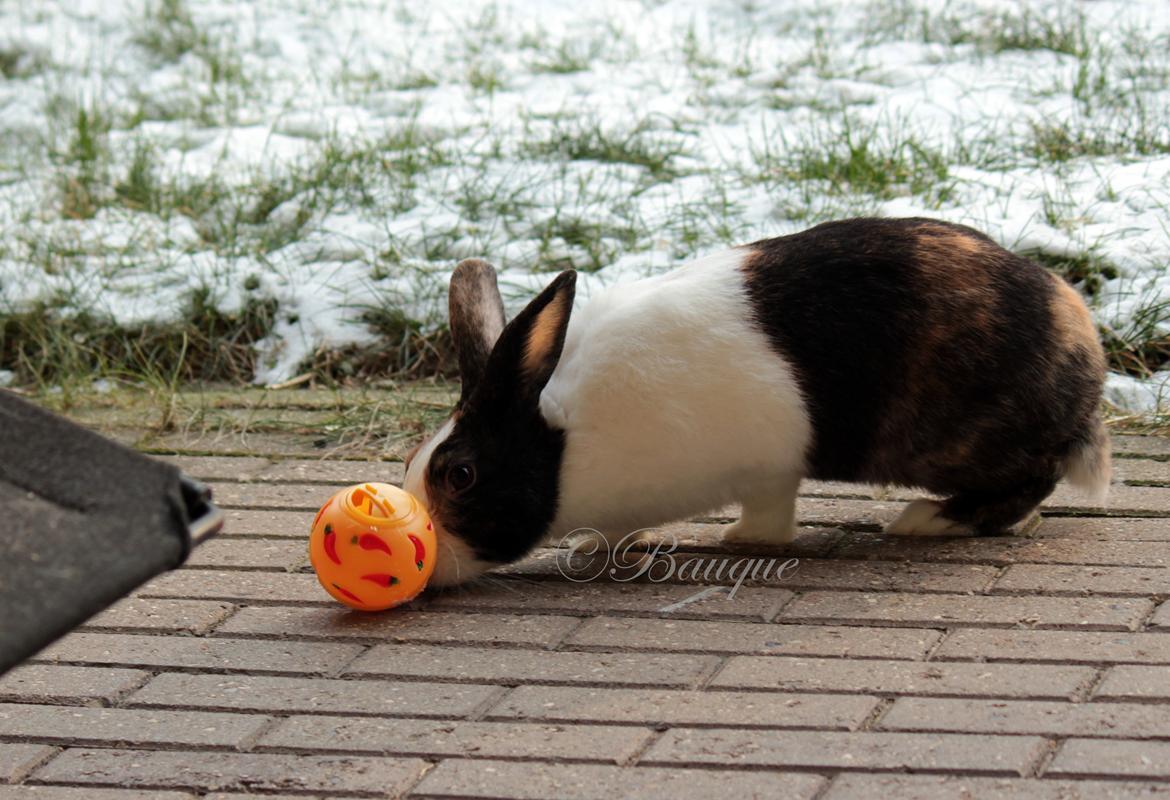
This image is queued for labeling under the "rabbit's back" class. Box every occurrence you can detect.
[740,217,1106,495]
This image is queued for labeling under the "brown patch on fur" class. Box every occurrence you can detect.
[910,224,1002,347]
[1049,274,1104,367]
[523,290,570,377]
[911,223,996,297]
[879,223,1006,479]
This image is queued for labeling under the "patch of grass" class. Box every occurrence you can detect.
[531,39,600,74]
[177,171,314,255]
[193,42,249,126]
[332,306,456,382]
[467,62,505,94]
[0,276,460,394]
[55,125,448,256]
[1028,117,1170,163]
[805,25,836,79]
[753,114,951,203]
[1103,408,1170,438]
[114,140,162,213]
[859,0,929,46]
[1069,43,1111,111]
[681,23,720,73]
[337,66,439,96]
[524,119,690,182]
[0,44,44,78]
[396,71,439,90]
[133,0,203,62]
[1026,250,1120,297]
[532,213,641,272]
[131,0,250,125]
[800,128,948,198]
[1101,298,1170,379]
[57,104,112,220]
[956,8,1088,58]
[454,178,531,225]
[0,288,279,390]
[664,183,749,259]
[863,2,1092,59]
[21,381,459,456]
[0,48,23,78]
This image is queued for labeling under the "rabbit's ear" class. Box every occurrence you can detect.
[478,270,577,407]
[449,259,506,404]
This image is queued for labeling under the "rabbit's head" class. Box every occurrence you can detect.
[403,260,576,586]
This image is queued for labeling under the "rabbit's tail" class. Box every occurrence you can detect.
[1064,413,1111,503]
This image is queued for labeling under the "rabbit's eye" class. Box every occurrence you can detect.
[445,463,476,494]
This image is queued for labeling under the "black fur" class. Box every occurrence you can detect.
[741,217,1104,533]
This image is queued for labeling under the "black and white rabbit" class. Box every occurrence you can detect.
[404,217,1110,586]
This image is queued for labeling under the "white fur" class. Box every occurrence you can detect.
[541,248,812,543]
[427,527,499,587]
[404,417,454,498]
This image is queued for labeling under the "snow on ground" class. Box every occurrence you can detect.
[1,0,1169,404]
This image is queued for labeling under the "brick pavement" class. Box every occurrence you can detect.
[3,413,1170,798]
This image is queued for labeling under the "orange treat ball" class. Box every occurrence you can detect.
[308,482,435,611]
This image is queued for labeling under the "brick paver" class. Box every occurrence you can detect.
[219,607,581,646]
[412,760,826,799]
[127,672,501,717]
[345,644,720,688]
[566,616,942,658]
[0,703,269,748]
[1014,515,1170,541]
[1048,739,1170,778]
[184,538,307,570]
[33,632,363,674]
[204,481,336,511]
[428,580,794,621]
[750,558,1000,593]
[935,630,1170,664]
[218,508,313,538]
[836,534,1170,565]
[822,775,1170,798]
[778,590,1150,629]
[82,598,237,634]
[141,569,326,604]
[709,656,1095,698]
[642,729,1048,773]
[31,749,428,794]
[259,717,652,762]
[0,789,195,800]
[0,665,149,705]
[486,685,879,728]
[1145,599,1170,629]
[878,696,1170,738]
[1095,665,1170,700]
[8,408,1170,796]
[992,564,1170,595]
[0,746,53,784]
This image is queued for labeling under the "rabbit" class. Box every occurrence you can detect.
[403,216,1110,587]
